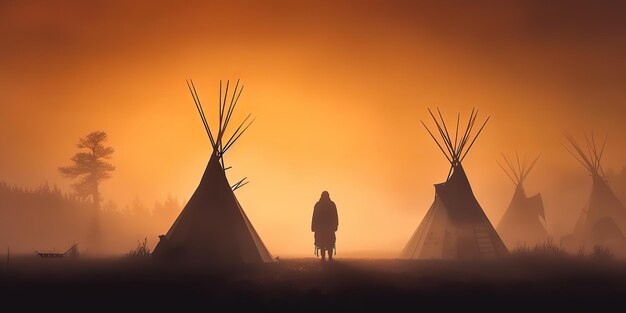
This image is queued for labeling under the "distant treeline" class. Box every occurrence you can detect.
[0,182,181,254]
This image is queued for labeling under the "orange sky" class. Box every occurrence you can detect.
[1,0,626,257]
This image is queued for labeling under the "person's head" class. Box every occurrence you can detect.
[321,191,330,199]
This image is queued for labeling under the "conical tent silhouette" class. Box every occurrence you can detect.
[496,153,549,248]
[152,80,273,264]
[401,108,508,260]
[564,133,626,243]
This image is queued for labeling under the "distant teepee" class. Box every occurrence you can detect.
[496,153,549,248]
[401,109,508,260]
[152,80,273,265]
[564,133,626,246]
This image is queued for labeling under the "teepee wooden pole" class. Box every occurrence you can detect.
[497,160,517,185]
[222,114,253,153]
[220,80,230,137]
[460,116,489,162]
[565,134,594,172]
[436,108,455,155]
[563,143,591,172]
[421,120,452,163]
[521,154,540,183]
[454,113,460,153]
[223,80,243,133]
[427,108,454,158]
[457,109,478,156]
[501,153,520,183]
[188,80,216,148]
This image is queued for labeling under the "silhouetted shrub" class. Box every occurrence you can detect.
[575,243,587,258]
[127,238,151,257]
[512,243,531,255]
[512,238,568,258]
[533,238,567,257]
[590,245,613,260]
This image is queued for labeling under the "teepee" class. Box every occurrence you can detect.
[496,153,549,248]
[152,80,273,265]
[564,133,626,244]
[401,108,508,260]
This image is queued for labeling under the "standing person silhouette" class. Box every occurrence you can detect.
[311,191,338,261]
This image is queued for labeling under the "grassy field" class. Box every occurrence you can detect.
[1,256,626,310]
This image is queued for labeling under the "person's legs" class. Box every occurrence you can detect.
[320,248,326,261]
[328,247,333,261]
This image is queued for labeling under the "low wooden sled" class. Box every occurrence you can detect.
[36,243,79,258]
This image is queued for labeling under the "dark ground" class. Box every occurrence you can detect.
[1,256,626,311]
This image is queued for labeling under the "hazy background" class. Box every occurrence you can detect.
[1,0,625,257]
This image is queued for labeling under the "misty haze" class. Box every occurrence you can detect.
[2,0,626,310]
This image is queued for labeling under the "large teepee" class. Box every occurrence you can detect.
[401,108,508,260]
[152,80,273,265]
[564,133,626,245]
[496,153,549,248]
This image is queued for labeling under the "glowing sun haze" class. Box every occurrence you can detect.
[1,0,626,256]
